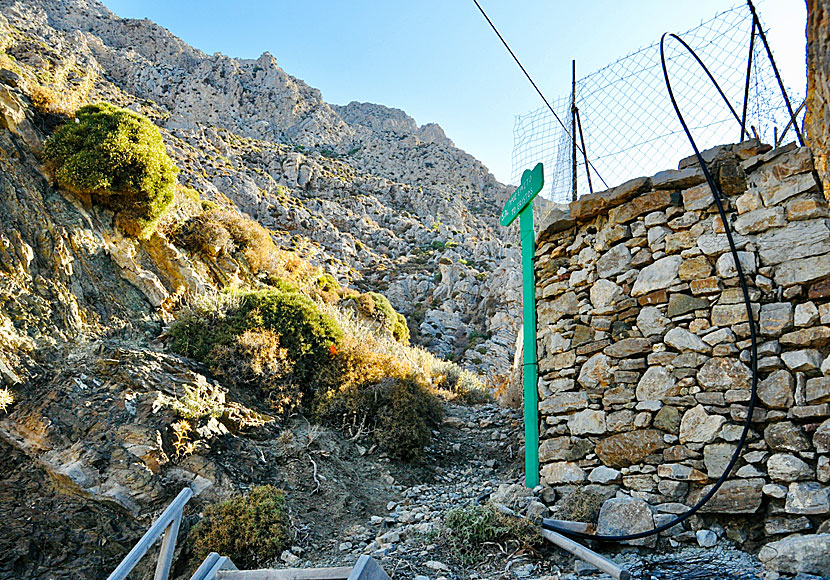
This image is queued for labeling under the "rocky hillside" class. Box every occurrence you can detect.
[0,0,525,376]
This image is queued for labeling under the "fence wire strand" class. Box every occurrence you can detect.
[512,3,804,203]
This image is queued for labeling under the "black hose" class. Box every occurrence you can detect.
[541,31,760,543]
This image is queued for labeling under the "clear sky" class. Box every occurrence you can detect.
[102,0,807,186]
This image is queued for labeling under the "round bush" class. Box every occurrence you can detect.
[190,485,289,569]
[44,102,178,237]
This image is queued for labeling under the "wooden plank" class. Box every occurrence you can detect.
[347,556,390,580]
[217,566,353,580]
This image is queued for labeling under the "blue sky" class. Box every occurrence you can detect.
[103,1,807,186]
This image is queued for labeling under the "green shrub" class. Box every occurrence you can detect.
[347,292,410,344]
[444,503,542,564]
[316,273,340,293]
[209,329,300,416]
[190,485,289,569]
[555,488,605,523]
[43,102,178,238]
[169,288,342,400]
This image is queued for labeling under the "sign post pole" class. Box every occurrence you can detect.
[500,163,544,488]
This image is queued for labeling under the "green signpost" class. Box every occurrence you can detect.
[500,162,544,488]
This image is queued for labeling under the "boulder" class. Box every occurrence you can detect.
[758,534,830,575]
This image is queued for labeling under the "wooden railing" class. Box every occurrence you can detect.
[107,487,194,580]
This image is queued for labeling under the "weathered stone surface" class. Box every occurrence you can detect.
[596,496,657,547]
[704,443,737,478]
[775,253,830,287]
[757,219,830,266]
[679,405,726,444]
[806,376,830,404]
[794,301,820,327]
[567,409,607,436]
[697,233,748,256]
[785,482,830,514]
[757,369,795,409]
[588,466,621,484]
[636,306,669,337]
[711,303,759,326]
[764,516,812,536]
[539,391,589,415]
[631,255,682,297]
[690,276,720,295]
[657,463,707,482]
[538,437,571,462]
[541,462,586,485]
[636,366,678,402]
[678,256,712,281]
[590,279,623,310]
[780,326,830,348]
[609,189,677,225]
[815,419,830,454]
[595,429,665,468]
[697,357,752,391]
[759,302,794,336]
[666,293,709,318]
[653,405,680,432]
[755,170,820,208]
[768,454,815,482]
[692,478,764,513]
[604,338,651,358]
[595,243,632,279]
[538,206,576,240]
[733,206,786,235]
[765,421,810,452]
[682,182,715,211]
[758,534,830,575]
[781,349,823,372]
[577,353,613,389]
[569,177,651,222]
[652,166,705,190]
[664,327,709,353]
[788,197,830,221]
[715,251,757,278]
[538,291,580,324]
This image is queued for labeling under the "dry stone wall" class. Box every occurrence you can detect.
[533,139,830,554]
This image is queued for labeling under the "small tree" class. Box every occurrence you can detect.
[44,102,178,237]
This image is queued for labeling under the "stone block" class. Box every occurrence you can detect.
[758,370,795,410]
[697,357,752,391]
[759,302,793,336]
[609,189,678,225]
[541,462,586,485]
[631,255,682,296]
[595,243,632,278]
[595,429,665,468]
[597,496,657,547]
[767,453,814,482]
[758,218,830,266]
[664,327,710,353]
[764,421,810,452]
[785,482,830,514]
[678,256,712,281]
[733,206,786,235]
[679,405,726,444]
[758,534,830,576]
[636,366,679,402]
[691,478,764,513]
[806,376,830,404]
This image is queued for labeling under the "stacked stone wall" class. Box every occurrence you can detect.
[534,139,830,554]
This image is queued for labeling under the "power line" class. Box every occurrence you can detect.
[472,0,608,189]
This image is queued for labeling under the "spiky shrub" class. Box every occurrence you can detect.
[190,485,289,569]
[444,504,542,564]
[43,102,178,237]
[348,291,410,344]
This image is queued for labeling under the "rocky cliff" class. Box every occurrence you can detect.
[0,0,524,377]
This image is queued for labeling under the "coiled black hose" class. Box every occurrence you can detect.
[540,32,761,543]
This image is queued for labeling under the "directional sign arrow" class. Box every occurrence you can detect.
[500,162,544,227]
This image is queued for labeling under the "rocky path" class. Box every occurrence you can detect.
[292,401,824,580]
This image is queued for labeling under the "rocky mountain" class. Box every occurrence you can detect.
[1,0,526,377]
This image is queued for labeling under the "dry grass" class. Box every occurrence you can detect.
[0,387,13,413]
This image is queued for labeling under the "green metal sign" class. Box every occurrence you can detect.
[500,162,544,227]
[501,162,544,488]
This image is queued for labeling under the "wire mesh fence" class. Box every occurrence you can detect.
[511,2,805,203]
